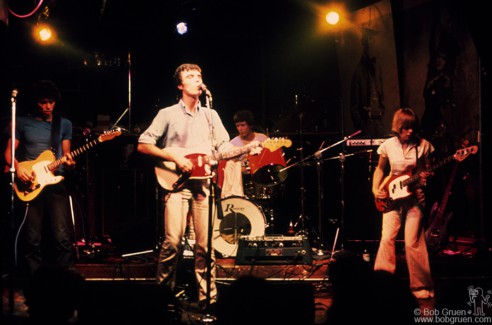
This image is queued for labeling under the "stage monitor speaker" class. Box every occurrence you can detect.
[235,235,313,265]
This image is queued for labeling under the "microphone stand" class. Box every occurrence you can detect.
[203,86,216,318]
[7,89,18,315]
[111,107,128,132]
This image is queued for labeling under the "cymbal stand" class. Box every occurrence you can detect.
[295,111,308,236]
[324,148,373,252]
[282,130,362,252]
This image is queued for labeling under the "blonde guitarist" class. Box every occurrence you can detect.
[371,108,435,300]
[3,80,76,277]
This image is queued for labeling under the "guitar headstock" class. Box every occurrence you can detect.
[262,137,292,152]
[98,129,123,142]
[454,145,478,162]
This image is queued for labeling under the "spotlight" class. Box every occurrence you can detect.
[176,22,188,35]
[32,5,56,44]
[325,11,340,25]
[34,23,54,42]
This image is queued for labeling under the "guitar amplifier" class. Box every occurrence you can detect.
[235,235,313,265]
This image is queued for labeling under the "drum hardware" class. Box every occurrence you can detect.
[278,110,309,238]
[319,131,365,252]
[282,130,362,255]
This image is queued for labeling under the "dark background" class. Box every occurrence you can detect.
[0,0,489,253]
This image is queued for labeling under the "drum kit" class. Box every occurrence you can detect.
[213,145,288,257]
[211,94,368,258]
[212,129,368,258]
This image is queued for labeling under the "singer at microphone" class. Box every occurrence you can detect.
[200,84,212,98]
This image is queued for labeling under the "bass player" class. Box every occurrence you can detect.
[371,107,435,300]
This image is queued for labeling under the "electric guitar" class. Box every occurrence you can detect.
[14,129,122,202]
[154,138,292,192]
[425,161,460,254]
[374,145,478,213]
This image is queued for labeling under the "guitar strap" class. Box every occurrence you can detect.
[414,144,426,209]
[50,114,62,156]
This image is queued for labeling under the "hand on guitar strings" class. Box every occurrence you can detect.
[417,170,433,187]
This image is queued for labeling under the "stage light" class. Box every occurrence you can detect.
[326,11,340,25]
[176,22,188,35]
[34,23,53,41]
[32,5,57,44]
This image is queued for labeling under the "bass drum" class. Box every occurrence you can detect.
[213,196,266,257]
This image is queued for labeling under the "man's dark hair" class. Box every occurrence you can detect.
[30,80,61,102]
[233,110,255,126]
[173,63,202,86]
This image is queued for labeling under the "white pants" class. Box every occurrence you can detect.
[156,179,217,303]
[374,201,434,292]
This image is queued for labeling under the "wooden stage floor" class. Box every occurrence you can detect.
[3,240,492,324]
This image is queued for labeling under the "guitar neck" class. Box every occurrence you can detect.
[47,138,100,172]
[402,154,455,187]
[217,141,259,160]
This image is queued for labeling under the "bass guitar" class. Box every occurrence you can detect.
[154,138,292,192]
[375,145,478,213]
[425,160,460,254]
[14,129,122,202]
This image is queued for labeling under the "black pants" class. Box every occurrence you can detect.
[19,183,75,276]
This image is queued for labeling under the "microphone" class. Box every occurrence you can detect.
[11,89,19,102]
[200,84,212,98]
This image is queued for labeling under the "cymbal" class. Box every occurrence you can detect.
[272,100,323,133]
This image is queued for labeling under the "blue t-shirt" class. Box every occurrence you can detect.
[15,115,73,163]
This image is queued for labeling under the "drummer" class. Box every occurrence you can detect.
[221,110,268,198]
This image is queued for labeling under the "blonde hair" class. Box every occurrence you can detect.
[391,108,419,134]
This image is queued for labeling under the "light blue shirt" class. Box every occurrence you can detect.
[138,100,230,154]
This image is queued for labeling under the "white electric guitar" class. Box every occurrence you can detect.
[14,130,122,202]
[154,138,292,192]
[375,145,478,212]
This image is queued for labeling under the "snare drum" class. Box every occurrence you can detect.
[213,196,266,257]
[247,148,288,187]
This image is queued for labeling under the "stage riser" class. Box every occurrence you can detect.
[75,259,329,282]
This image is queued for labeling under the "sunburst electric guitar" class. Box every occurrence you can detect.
[13,130,122,202]
[154,138,292,192]
[375,145,478,213]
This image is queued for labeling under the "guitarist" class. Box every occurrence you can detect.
[371,108,435,300]
[3,80,76,278]
[137,63,230,313]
